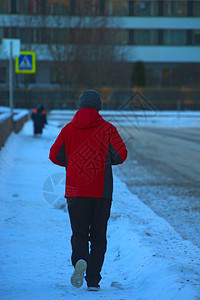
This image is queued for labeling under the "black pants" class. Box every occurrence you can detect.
[34,123,42,134]
[67,197,112,286]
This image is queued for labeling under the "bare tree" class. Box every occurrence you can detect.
[46,2,129,88]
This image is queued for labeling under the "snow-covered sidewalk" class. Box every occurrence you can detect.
[0,121,199,300]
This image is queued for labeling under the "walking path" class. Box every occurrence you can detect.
[0,121,199,300]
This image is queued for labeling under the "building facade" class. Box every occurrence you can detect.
[0,0,200,92]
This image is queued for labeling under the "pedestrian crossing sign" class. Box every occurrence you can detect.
[15,51,36,73]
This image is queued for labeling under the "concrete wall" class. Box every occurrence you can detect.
[13,113,28,133]
[0,111,28,150]
[0,114,13,150]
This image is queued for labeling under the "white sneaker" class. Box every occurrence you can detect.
[87,285,100,291]
[70,259,87,288]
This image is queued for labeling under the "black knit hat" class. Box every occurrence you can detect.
[79,90,101,111]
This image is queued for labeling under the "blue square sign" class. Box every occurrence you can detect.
[15,51,36,73]
[19,54,32,70]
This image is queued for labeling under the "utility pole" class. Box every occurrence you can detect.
[9,41,13,115]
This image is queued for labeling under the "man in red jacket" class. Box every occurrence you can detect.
[49,90,127,291]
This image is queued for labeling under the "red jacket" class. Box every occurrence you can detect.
[49,108,127,199]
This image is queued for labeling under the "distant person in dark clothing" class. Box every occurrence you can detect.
[31,105,46,135]
[40,105,47,128]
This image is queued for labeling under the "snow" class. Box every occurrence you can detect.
[0,120,200,300]
[0,106,29,122]
[48,110,200,128]
[13,110,29,122]
[0,106,11,122]
[50,110,200,116]
[0,106,11,112]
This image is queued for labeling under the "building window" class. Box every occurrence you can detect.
[187,30,193,45]
[134,1,152,16]
[36,28,50,44]
[70,28,80,44]
[0,67,6,83]
[163,30,187,45]
[19,28,34,43]
[187,0,193,17]
[51,68,63,84]
[164,1,187,17]
[49,0,70,15]
[32,29,37,43]
[18,28,37,42]
[112,1,128,16]
[163,1,170,16]
[146,69,153,86]
[98,0,106,15]
[135,30,157,45]
[113,29,128,45]
[128,30,134,45]
[76,0,94,16]
[135,30,151,45]
[162,69,169,86]
[151,1,158,16]
[18,0,30,14]
[171,1,187,16]
[193,1,200,16]
[193,30,200,45]
[70,0,76,15]
[0,28,3,41]
[19,0,36,15]
[0,0,8,13]
[4,27,17,39]
[49,28,70,44]
[158,0,164,16]
[3,28,8,38]
[35,0,47,15]
[158,30,163,45]
[8,0,17,13]
[128,0,134,16]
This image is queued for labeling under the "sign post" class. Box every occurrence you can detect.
[2,39,20,115]
[9,41,13,114]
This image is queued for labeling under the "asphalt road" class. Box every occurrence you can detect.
[115,127,200,248]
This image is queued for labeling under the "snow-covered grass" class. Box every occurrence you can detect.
[48,110,200,128]
[0,120,200,300]
[50,110,200,116]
